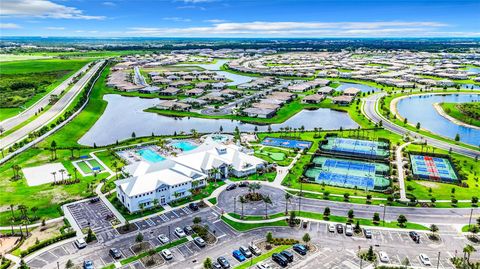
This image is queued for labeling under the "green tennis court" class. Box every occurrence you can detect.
[76,161,92,174]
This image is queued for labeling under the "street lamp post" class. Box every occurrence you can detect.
[380,204,386,227]
[234,197,236,215]
[168,225,171,244]
[298,179,303,213]
[468,208,474,230]
[358,246,363,269]
[436,251,441,269]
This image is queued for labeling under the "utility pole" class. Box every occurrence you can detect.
[382,204,387,226]
[436,251,441,269]
[168,225,171,244]
[298,179,303,213]
[234,197,236,215]
[468,208,474,230]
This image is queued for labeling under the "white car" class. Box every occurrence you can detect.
[161,249,173,260]
[157,234,169,244]
[249,243,262,256]
[256,262,271,269]
[345,224,353,236]
[419,253,432,266]
[379,251,389,263]
[75,238,87,249]
[328,223,335,232]
[174,227,186,238]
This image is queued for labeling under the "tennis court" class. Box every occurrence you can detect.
[305,156,390,191]
[410,155,458,182]
[261,137,312,150]
[321,137,389,158]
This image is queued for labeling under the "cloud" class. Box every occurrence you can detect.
[46,26,65,30]
[204,19,226,23]
[0,22,21,29]
[163,17,191,22]
[102,2,116,7]
[177,5,206,10]
[180,0,216,3]
[127,20,459,37]
[1,0,105,20]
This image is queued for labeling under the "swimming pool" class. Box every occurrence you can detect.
[137,148,165,163]
[171,141,198,151]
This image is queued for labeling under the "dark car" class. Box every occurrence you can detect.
[409,231,420,243]
[272,253,288,267]
[212,262,222,269]
[109,248,121,259]
[280,250,294,262]
[184,226,194,235]
[90,197,100,203]
[226,184,237,191]
[336,224,344,234]
[83,261,94,269]
[189,202,199,211]
[217,256,230,268]
[239,181,249,187]
[194,236,206,247]
[293,244,307,255]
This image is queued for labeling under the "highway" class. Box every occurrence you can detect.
[0,62,93,133]
[363,93,480,159]
[0,61,105,150]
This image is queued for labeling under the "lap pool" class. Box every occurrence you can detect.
[137,148,165,163]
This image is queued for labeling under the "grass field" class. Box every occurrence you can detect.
[0,58,92,121]
[440,102,480,127]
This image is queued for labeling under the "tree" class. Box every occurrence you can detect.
[472,196,478,206]
[343,193,350,202]
[135,232,144,243]
[397,215,407,227]
[455,133,460,141]
[429,224,439,239]
[263,195,272,218]
[132,132,136,138]
[239,196,246,219]
[139,203,145,215]
[302,233,311,246]
[50,140,57,160]
[203,257,212,269]
[65,260,74,269]
[284,192,292,215]
[323,207,330,217]
[86,228,95,243]
[289,211,296,226]
[266,231,273,243]
[153,199,159,209]
[416,122,421,129]
[373,213,380,224]
[347,209,354,220]
[366,246,375,261]
[193,217,202,225]
[463,244,476,264]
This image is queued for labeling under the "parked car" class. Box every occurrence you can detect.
[409,231,420,243]
[217,256,230,268]
[184,225,194,235]
[364,229,372,239]
[239,246,252,258]
[75,238,87,249]
[212,262,222,269]
[83,261,94,269]
[109,248,121,259]
[239,181,249,187]
[189,202,199,211]
[336,224,344,234]
[90,197,100,203]
[419,253,432,266]
[280,250,294,262]
[248,243,262,256]
[379,251,389,263]
[232,250,246,262]
[302,220,309,229]
[175,227,186,238]
[194,236,206,247]
[256,262,271,269]
[345,224,353,236]
[161,249,173,260]
[328,223,335,232]
[272,253,288,267]
[157,234,169,244]
[226,184,237,191]
[293,244,307,255]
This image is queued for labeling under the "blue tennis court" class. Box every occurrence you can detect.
[261,137,312,150]
[321,137,389,158]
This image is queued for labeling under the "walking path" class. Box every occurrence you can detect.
[396,142,411,201]
[272,153,301,186]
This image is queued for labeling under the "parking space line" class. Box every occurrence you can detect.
[171,210,179,218]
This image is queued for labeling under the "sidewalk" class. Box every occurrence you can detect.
[396,142,411,201]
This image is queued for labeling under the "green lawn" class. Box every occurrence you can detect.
[221,216,289,231]
[118,237,188,266]
[439,102,480,127]
[234,245,291,269]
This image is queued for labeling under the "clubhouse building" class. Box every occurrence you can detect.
[115,141,266,212]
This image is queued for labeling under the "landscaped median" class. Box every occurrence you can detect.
[234,245,291,269]
[224,210,429,231]
[101,237,189,269]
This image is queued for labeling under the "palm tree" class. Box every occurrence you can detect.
[112,161,118,180]
[190,129,198,138]
[139,203,145,215]
[51,171,57,184]
[284,193,292,215]
[239,196,246,219]
[9,204,15,220]
[59,169,66,182]
[31,207,38,220]
[50,140,57,160]
[73,167,78,181]
[463,244,476,264]
[153,199,159,209]
[210,167,221,186]
[263,195,272,218]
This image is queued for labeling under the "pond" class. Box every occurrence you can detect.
[335,83,380,93]
[396,93,480,146]
[176,59,253,86]
[78,94,359,146]
[466,67,480,74]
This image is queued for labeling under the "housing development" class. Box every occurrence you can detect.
[1,1,480,268]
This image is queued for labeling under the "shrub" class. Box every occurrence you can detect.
[20,231,76,257]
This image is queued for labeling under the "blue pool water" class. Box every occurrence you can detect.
[171,141,198,151]
[138,148,165,163]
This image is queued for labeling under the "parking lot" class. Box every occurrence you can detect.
[66,199,116,234]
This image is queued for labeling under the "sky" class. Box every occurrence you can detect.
[0,0,479,38]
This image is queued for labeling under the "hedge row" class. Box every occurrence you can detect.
[0,259,12,269]
[20,231,76,257]
[269,238,299,246]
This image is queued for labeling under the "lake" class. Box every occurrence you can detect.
[78,94,359,146]
[176,59,253,86]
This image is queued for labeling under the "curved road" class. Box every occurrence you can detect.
[0,61,104,150]
[0,62,92,133]
[363,93,480,158]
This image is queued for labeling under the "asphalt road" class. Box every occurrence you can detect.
[217,185,477,225]
[0,62,92,133]
[363,93,480,159]
[0,61,104,150]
